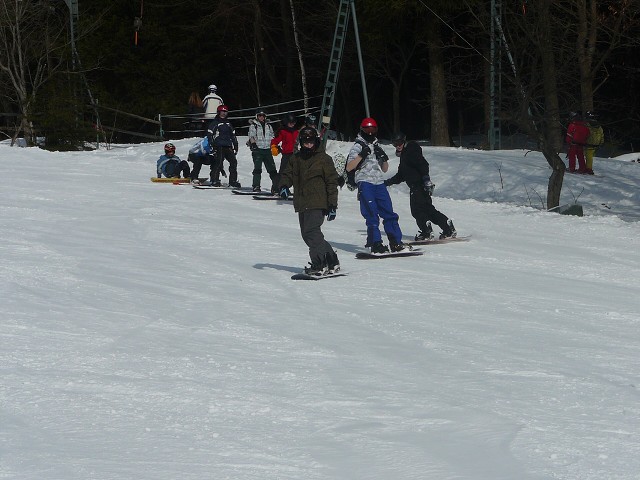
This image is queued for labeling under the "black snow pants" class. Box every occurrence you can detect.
[409,186,449,233]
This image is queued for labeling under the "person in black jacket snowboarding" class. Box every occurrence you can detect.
[385,132,456,240]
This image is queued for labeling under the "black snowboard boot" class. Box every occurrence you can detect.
[389,241,409,252]
[304,261,326,276]
[415,221,434,241]
[325,250,340,274]
[439,219,457,239]
[370,241,389,254]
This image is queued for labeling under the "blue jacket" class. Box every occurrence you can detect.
[157,154,182,177]
[189,137,214,157]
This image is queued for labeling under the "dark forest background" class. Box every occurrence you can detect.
[2,0,639,153]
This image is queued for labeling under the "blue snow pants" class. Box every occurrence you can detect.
[358,182,403,246]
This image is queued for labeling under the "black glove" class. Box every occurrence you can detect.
[279,186,290,199]
[360,145,371,158]
[374,145,389,163]
[326,205,337,221]
[422,175,435,195]
[249,143,258,152]
[383,179,391,187]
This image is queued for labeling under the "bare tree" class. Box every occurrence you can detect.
[425,14,450,146]
[289,0,309,110]
[574,0,639,112]
[0,0,69,145]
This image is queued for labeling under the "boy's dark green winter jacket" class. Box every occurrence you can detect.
[280,149,339,213]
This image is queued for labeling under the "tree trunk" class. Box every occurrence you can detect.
[576,0,597,112]
[252,0,285,98]
[279,0,294,98]
[538,0,562,152]
[391,79,401,133]
[542,140,566,209]
[289,0,308,109]
[530,0,565,209]
[426,16,450,146]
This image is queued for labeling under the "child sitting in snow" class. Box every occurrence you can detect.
[156,143,190,179]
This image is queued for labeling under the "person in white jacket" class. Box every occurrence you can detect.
[202,84,223,120]
[346,117,406,254]
[247,108,277,192]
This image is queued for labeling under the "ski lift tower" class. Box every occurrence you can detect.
[62,0,103,145]
[63,0,79,66]
[319,0,370,144]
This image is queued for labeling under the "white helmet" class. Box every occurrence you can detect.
[208,84,217,92]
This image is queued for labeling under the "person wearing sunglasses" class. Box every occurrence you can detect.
[385,132,456,240]
[345,117,407,254]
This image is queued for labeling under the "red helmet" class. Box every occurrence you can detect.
[164,142,176,154]
[360,117,378,128]
[217,104,229,113]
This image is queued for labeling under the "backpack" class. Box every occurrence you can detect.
[334,140,370,191]
[202,136,211,153]
[333,153,349,190]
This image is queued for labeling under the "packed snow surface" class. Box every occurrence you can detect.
[1,138,639,480]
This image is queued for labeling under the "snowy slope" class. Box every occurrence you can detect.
[1,138,639,480]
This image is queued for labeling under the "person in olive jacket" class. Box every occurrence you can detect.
[385,132,456,240]
[279,126,340,275]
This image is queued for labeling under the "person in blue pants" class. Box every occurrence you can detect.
[346,117,406,253]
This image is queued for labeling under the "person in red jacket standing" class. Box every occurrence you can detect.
[271,113,299,197]
[565,112,590,173]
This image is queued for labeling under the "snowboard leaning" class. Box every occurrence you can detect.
[194,184,250,190]
[232,189,273,196]
[193,184,228,189]
[253,195,293,201]
[291,272,347,280]
[407,235,471,246]
[355,250,423,260]
[151,177,193,183]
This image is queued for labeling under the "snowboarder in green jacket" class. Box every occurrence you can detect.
[279,127,340,276]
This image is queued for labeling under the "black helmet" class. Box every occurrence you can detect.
[305,114,317,127]
[282,113,296,125]
[392,132,406,147]
[255,108,267,119]
[298,126,319,149]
